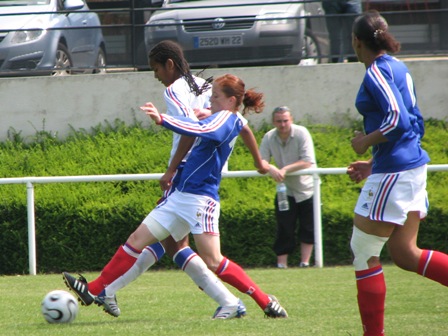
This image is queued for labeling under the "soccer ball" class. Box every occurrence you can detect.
[41,290,79,324]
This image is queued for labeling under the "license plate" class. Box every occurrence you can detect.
[194,35,243,48]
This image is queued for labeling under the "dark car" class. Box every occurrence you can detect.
[145,0,329,68]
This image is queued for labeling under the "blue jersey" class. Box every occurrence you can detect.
[355,54,430,174]
[159,110,244,200]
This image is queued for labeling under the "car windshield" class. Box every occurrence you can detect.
[0,0,50,6]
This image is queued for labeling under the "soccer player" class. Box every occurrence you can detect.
[64,40,247,319]
[347,10,448,335]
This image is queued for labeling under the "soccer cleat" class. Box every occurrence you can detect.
[212,299,247,319]
[264,295,288,318]
[299,262,309,268]
[94,290,121,317]
[62,272,95,306]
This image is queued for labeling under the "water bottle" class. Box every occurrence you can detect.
[276,183,289,211]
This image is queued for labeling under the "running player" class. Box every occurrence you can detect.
[64,41,247,319]
[347,10,448,335]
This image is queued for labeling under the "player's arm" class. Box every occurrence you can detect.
[240,125,269,174]
[160,135,195,190]
[351,129,388,155]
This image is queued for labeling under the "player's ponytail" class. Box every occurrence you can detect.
[214,74,265,115]
[353,10,400,54]
[242,89,265,115]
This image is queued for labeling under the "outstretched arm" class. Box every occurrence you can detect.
[140,102,162,124]
[240,125,269,174]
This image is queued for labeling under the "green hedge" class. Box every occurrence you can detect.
[0,120,447,274]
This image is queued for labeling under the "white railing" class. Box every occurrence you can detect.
[1,164,447,275]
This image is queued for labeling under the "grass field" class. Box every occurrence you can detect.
[1,265,446,336]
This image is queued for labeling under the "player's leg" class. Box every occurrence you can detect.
[172,244,246,319]
[351,215,391,336]
[193,233,288,318]
[103,235,184,299]
[387,211,448,286]
[63,218,169,306]
[93,241,166,317]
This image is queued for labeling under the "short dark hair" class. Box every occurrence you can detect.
[272,106,291,120]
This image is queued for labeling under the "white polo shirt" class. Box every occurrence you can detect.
[259,124,317,203]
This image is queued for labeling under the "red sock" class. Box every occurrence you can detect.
[88,244,141,295]
[418,250,448,286]
[355,265,386,336]
[216,258,270,309]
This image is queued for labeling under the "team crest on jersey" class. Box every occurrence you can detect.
[196,210,202,219]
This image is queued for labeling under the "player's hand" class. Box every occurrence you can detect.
[256,161,270,175]
[159,171,174,191]
[140,102,162,124]
[347,160,372,183]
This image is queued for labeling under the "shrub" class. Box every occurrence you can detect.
[0,120,447,274]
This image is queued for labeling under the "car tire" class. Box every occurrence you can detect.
[93,47,107,74]
[52,43,73,76]
[299,28,321,66]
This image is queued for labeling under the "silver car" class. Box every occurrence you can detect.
[0,0,106,76]
[145,0,328,68]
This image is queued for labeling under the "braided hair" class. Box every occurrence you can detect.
[148,40,212,96]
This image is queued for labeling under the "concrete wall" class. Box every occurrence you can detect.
[1,60,446,141]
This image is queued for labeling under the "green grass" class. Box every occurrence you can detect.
[1,265,446,335]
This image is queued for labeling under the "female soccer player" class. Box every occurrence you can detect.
[64,40,249,319]
[347,10,448,335]
[64,72,288,319]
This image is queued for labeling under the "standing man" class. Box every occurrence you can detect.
[322,0,362,63]
[260,106,318,268]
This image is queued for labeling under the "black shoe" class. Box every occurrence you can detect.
[62,272,95,306]
[264,295,288,318]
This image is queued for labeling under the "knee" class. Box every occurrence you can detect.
[350,226,388,270]
[197,254,223,273]
[163,236,189,258]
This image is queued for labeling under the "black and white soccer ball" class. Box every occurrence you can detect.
[41,290,79,324]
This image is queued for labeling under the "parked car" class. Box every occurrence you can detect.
[0,0,107,76]
[144,0,328,68]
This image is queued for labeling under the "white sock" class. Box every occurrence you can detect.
[174,248,238,307]
[105,248,158,297]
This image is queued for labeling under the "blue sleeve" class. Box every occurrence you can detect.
[160,111,235,142]
[365,62,412,142]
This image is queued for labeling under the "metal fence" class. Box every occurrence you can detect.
[1,164,447,275]
[1,0,448,74]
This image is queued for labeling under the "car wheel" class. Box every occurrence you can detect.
[299,28,321,66]
[52,43,73,76]
[93,47,107,74]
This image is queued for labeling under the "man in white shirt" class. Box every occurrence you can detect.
[259,106,318,268]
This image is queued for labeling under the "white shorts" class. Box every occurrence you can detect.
[142,190,220,241]
[354,165,428,225]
